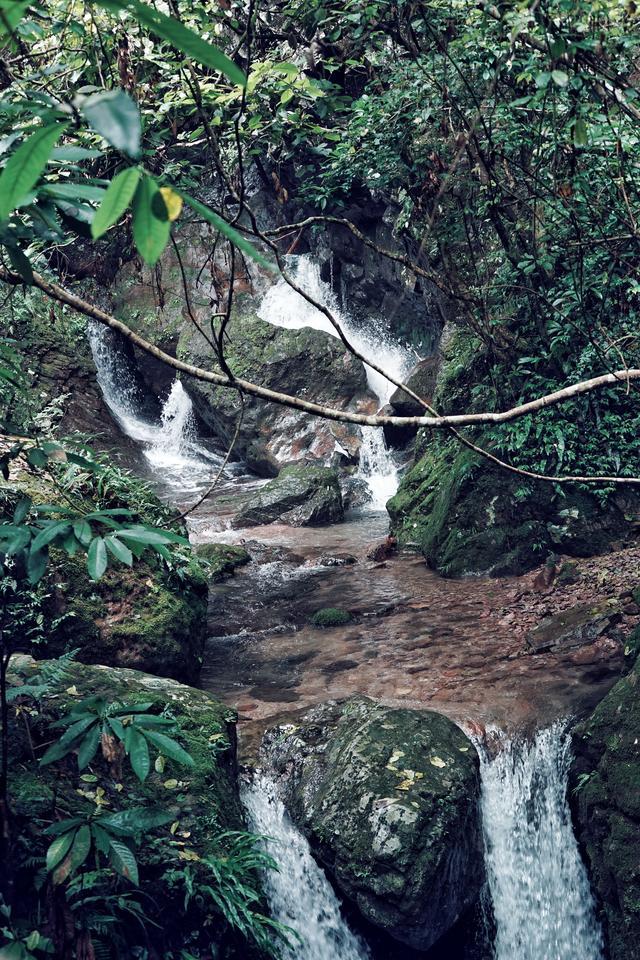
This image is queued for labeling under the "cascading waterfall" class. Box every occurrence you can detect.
[87,321,224,494]
[242,774,371,960]
[258,255,415,508]
[478,722,604,960]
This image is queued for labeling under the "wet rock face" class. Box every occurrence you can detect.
[570,656,640,960]
[389,356,441,417]
[262,697,484,952]
[232,464,344,528]
[526,601,621,654]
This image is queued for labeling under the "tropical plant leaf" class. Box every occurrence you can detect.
[131,175,170,265]
[143,730,195,768]
[105,534,133,566]
[99,807,174,835]
[80,89,141,158]
[99,0,246,87]
[108,839,139,884]
[45,830,75,873]
[127,727,151,782]
[91,166,141,238]
[87,536,108,580]
[0,123,68,221]
[77,724,102,770]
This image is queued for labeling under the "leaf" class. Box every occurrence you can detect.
[77,725,102,770]
[551,69,569,87]
[87,536,108,580]
[0,0,30,37]
[430,756,447,768]
[99,806,173,834]
[43,816,85,837]
[13,496,31,525]
[105,535,133,566]
[91,167,141,239]
[99,0,246,87]
[127,727,151,782]
[27,547,48,584]
[46,830,75,873]
[6,245,33,284]
[180,191,273,270]
[31,521,71,552]
[40,182,106,202]
[53,825,91,884]
[131,175,170,266]
[50,145,103,161]
[73,519,92,546]
[80,89,141,158]
[118,525,186,546]
[40,715,97,765]
[158,185,182,222]
[0,123,67,221]
[108,839,139,884]
[91,823,112,856]
[143,730,194,768]
[163,778,178,789]
[573,117,588,147]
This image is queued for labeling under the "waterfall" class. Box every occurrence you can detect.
[242,774,371,960]
[478,723,604,960]
[258,255,414,508]
[87,321,224,495]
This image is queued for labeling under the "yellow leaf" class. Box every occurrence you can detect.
[159,186,183,222]
[155,754,166,773]
[170,821,179,835]
[65,685,79,696]
[178,849,201,862]
[430,756,447,768]
[397,779,413,790]
[163,778,178,789]
[114,782,123,792]
[388,749,405,766]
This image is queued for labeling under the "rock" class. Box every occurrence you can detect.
[309,607,353,627]
[6,658,250,957]
[262,697,484,952]
[178,302,374,476]
[232,464,344,528]
[315,553,358,567]
[366,535,398,562]
[526,601,621,654]
[195,542,250,581]
[570,655,640,960]
[389,356,440,417]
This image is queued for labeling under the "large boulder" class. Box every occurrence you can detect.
[570,652,640,960]
[178,306,373,476]
[232,464,344,528]
[262,697,484,952]
[389,356,440,417]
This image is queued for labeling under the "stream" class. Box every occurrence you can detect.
[87,255,617,959]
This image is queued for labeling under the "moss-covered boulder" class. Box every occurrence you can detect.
[309,607,353,627]
[178,303,373,476]
[262,697,483,952]
[195,542,251,581]
[5,657,270,958]
[570,656,640,960]
[232,464,344,528]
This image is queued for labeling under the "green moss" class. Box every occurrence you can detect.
[309,607,353,627]
[195,543,251,581]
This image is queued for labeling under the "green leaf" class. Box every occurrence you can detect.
[180,191,273,270]
[13,496,31,525]
[46,830,75,873]
[99,0,246,87]
[143,730,195,768]
[27,547,48,584]
[31,521,71,552]
[131,175,170,265]
[50,145,103,161]
[80,89,141,158]
[40,182,106,202]
[6,245,33,284]
[26,446,48,469]
[551,69,569,87]
[91,823,112,856]
[91,167,141,239]
[40,715,97,765]
[105,534,133,566]
[99,806,173,834]
[43,816,85,837]
[127,727,151,782]
[108,838,139,884]
[77,725,101,770]
[73,519,92,546]
[53,825,91,884]
[0,0,30,38]
[0,123,67,221]
[573,117,588,147]
[87,536,108,580]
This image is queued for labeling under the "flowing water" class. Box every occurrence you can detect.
[242,774,371,960]
[87,321,229,498]
[478,723,604,960]
[258,255,415,507]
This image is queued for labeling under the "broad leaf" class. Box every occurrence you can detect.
[0,123,67,221]
[99,0,246,87]
[31,520,71,552]
[143,730,195,768]
[6,245,33,284]
[73,518,92,546]
[91,167,141,239]
[46,830,75,873]
[77,724,102,770]
[127,727,151,782]
[80,89,141,158]
[108,838,139,884]
[105,534,133,566]
[131,175,170,265]
[0,0,30,37]
[27,547,48,584]
[100,806,173,834]
[87,536,108,580]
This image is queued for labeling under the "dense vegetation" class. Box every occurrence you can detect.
[1,0,640,956]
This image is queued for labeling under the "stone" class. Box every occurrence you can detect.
[570,654,640,960]
[526,601,621,654]
[309,607,353,627]
[195,542,250,581]
[232,464,344,528]
[262,697,484,952]
[389,356,441,417]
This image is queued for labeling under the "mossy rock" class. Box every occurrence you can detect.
[309,607,353,628]
[263,697,483,952]
[5,658,264,959]
[570,656,640,960]
[195,542,251,581]
[233,464,344,528]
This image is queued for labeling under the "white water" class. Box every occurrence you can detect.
[242,774,371,960]
[87,322,225,495]
[258,255,416,509]
[479,723,604,960]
